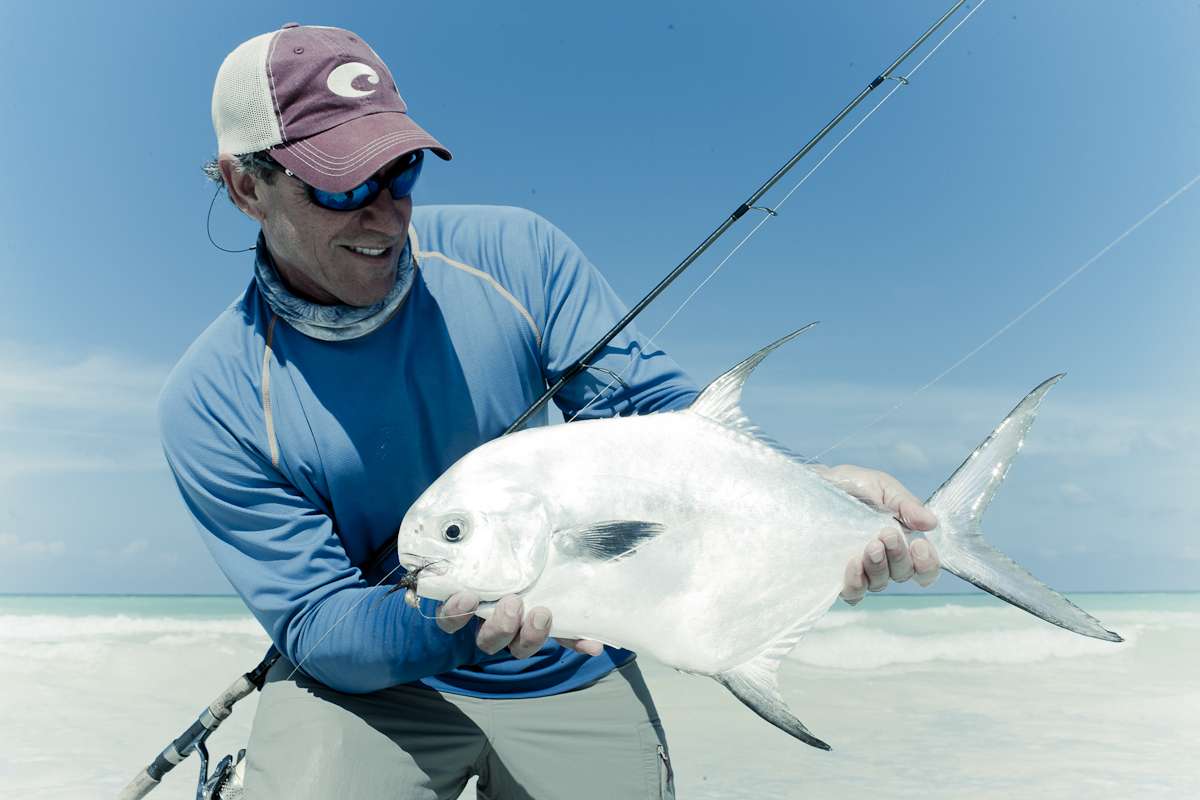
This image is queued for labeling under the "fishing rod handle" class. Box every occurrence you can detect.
[117,770,159,800]
[115,649,280,798]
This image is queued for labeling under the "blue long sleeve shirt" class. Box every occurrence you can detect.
[159,205,698,697]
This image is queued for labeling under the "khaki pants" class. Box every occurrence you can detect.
[244,658,674,799]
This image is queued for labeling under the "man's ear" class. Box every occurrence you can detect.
[218,154,268,223]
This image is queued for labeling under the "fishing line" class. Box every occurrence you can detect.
[286,556,483,680]
[285,560,406,681]
[805,167,1200,465]
[567,0,991,423]
[358,0,980,649]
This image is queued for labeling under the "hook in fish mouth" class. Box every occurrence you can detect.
[386,556,450,604]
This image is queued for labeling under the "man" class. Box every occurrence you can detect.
[161,23,940,799]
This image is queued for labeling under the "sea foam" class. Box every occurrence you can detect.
[0,613,263,641]
[791,603,1194,669]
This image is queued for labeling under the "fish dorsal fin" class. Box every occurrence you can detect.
[552,521,664,561]
[689,324,817,429]
[713,594,833,750]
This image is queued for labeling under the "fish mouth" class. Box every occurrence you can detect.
[396,555,449,586]
[393,553,535,603]
[388,555,452,601]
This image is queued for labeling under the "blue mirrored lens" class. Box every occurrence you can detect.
[388,154,424,199]
[311,180,380,211]
[307,151,424,211]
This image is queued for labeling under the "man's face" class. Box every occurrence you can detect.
[240,155,414,307]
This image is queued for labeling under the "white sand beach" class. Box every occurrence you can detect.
[1,593,1196,799]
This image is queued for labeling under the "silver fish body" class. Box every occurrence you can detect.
[396,329,1121,750]
[421,412,878,673]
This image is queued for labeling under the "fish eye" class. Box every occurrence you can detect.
[443,521,466,542]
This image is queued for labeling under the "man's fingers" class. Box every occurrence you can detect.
[840,556,867,605]
[863,536,890,592]
[436,592,479,634]
[912,539,941,587]
[555,637,606,656]
[475,595,524,655]
[878,473,938,531]
[894,496,938,532]
[881,528,915,582]
[508,607,553,659]
[820,465,938,531]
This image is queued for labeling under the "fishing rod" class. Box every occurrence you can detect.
[362,0,968,579]
[120,3,972,796]
[118,647,279,800]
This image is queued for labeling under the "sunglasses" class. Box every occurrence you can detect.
[278,150,424,212]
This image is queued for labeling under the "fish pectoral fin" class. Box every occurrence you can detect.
[715,656,831,751]
[552,520,665,561]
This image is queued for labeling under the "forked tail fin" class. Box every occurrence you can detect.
[924,375,1122,642]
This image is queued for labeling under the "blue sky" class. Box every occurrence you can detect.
[0,0,1196,594]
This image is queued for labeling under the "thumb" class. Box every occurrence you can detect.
[436,592,480,634]
[895,496,938,532]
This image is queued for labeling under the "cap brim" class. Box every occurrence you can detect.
[271,111,451,193]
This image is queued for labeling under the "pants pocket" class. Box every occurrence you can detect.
[637,721,675,799]
[656,743,675,800]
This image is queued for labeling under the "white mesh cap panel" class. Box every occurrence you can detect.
[212,32,284,155]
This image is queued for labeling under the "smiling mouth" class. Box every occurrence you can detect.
[341,244,393,258]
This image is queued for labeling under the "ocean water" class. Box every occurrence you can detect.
[1,592,1196,798]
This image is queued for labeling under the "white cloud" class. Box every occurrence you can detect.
[891,440,930,470]
[0,343,167,416]
[1059,482,1094,505]
[0,342,170,479]
[0,533,66,558]
[119,539,149,558]
[747,378,1199,467]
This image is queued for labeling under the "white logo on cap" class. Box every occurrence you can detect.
[327,62,380,98]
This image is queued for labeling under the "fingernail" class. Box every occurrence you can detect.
[868,542,885,564]
[912,540,928,559]
[532,610,550,630]
[883,531,902,549]
[503,598,520,619]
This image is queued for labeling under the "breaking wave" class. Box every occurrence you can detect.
[795,604,1197,669]
[795,625,1131,669]
[0,614,269,668]
[0,614,264,642]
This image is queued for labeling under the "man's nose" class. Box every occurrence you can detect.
[358,187,409,235]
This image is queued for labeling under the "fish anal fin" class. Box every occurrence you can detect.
[716,654,830,751]
[552,520,664,561]
[714,601,832,750]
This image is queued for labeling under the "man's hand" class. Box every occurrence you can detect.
[435,593,604,658]
[815,464,941,605]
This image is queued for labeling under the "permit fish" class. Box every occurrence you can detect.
[394,327,1122,750]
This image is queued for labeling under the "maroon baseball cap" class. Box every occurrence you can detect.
[212,23,451,192]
